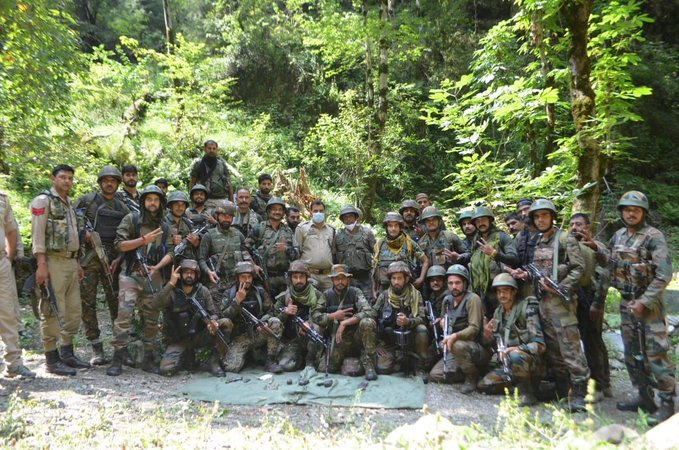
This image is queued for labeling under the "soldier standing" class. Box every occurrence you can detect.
[286,206,301,232]
[334,205,376,300]
[457,209,476,253]
[233,188,262,238]
[107,185,174,376]
[164,191,201,263]
[418,206,466,271]
[221,261,283,373]
[189,140,233,208]
[478,274,545,405]
[294,199,335,292]
[399,200,421,243]
[606,191,675,424]
[116,165,140,213]
[31,164,89,375]
[250,173,273,220]
[187,184,216,226]
[74,166,130,365]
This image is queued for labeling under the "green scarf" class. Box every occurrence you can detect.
[470,229,499,296]
[387,284,419,316]
[288,283,318,307]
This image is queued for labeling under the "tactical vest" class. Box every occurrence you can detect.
[421,230,457,268]
[443,294,470,334]
[42,190,76,252]
[324,288,358,314]
[205,227,247,276]
[532,230,567,282]
[227,285,265,335]
[610,229,655,296]
[375,236,415,287]
[493,297,533,348]
[198,158,231,199]
[518,229,539,266]
[335,226,373,272]
[83,193,128,244]
[166,285,206,341]
[124,212,170,270]
[378,292,414,332]
[251,221,293,273]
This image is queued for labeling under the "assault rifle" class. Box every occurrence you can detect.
[134,248,157,294]
[174,219,211,257]
[425,300,442,355]
[523,263,570,303]
[497,335,512,383]
[279,307,328,349]
[189,295,230,347]
[633,318,658,412]
[82,216,116,299]
[240,305,281,342]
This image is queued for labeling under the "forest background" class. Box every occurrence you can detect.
[1,0,678,264]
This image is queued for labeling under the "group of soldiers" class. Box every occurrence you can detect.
[0,139,675,425]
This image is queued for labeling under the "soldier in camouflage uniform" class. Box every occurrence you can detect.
[512,199,589,412]
[164,191,201,263]
[115,165,140,213]
[477,274,545,405]
[274,261,326,371]
[430,265,490,392]
[468,206,519,319]
[250,173,273,220]
[233,188,262,238]
[190,140,233,209]
[372,212,429,299]
[245,197,298,298]
[199,201,254,301]
[423,265,449,369]
[374,261,429,377]
[74,166,130,365]
[158,260,226,377]
[187,184,216,227]
[418,206,466,272]
[514,199,537,268]
[334,205,376,300]
[107,185,175,376]
[31,164,90,376]
[221,261,284,373]
[399,200,421,243]
[603,191,675,424]
[457,209,476,253]
[316,264,378,380]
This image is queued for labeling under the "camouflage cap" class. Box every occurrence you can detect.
[213,200,236,218]
[415,193,430,202]
[329,264,353,278]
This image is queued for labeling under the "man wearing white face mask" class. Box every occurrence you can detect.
[334,205,376,301]
[294,200,335,291]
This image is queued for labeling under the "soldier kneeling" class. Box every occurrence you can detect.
[477,274,545,405]
[158,259,229,377]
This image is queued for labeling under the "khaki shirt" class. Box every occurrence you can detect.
[31,187,80,254]
[0,191,17,258]
[294,221,335,271]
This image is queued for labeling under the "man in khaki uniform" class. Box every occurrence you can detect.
[0,191,35,378]
[294,199,335,292]
[31,164,89,376]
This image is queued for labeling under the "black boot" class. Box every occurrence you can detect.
[45,350,76,376]
[518,381,539,407]
[563,381,587,413]
[209,351,225,378]
[648,398,675,426]
[617,395,658,413]
[106,349,126,376]
[90,343,109,366]
[60,345,91,369]
[141,350,160,375]
[265,356,283,374]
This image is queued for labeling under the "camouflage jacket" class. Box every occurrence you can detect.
[222,284,275,336]
[530,227,584,299]
[491,296,544,356]
[334,225,376,274]
[245,220,297,275]
[250,191,271,220]
[317,286,376,328]
[198,226,248,278]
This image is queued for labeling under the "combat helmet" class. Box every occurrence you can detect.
[235,261,255,275]
[382,212,405,227]
[420,206,443,222]
[213,200,236,218]
[528,198,557,219]
[179,259,201,278]
[471,206,494,223]
[617,191,649,213]
[140,185,167,207]
[339,205,361,221]
[446,264,469,282]
[491,273,518,290]
[166,190,190,206]
[426,265,447,279]
[387,261,411,278]
[266,197,287,212]
[458,209,474,225]
[288,260,310,276]
[399,200,420,217]
[97,165,122,183]
[190,184,208,197]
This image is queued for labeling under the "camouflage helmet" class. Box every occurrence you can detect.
[190,183,208,196]
[399,199,420,216]
[288,260,310,276]
[617,190,649,213]
[420,206,442,221]
[339,205,360,220]
[471,205,494,223]
[426,265,447,279]
[387,261,411,278]
[97,165,122,183]
[235,261,255,275]
[492,273,518,290]
[213,200,236,218]
[266,196,286,212]
[382,211,404,227]
[458,209,474,225]
[446,264,469,282]
[528,198,557,219]
[179,259,201,278]
[166,190,190,206]
[140,185,166,207]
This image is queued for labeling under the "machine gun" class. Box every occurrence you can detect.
[425,300,442,355]
[497,335,512,383]
[632,318,658,412]
[523,263,570,303]
[134,248,157,294]
[240,305,281,342]
[188,295,230,347]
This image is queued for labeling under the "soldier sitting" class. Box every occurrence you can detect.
[477,274,545,405]
[221,262,283,373]
[158,259,227,377]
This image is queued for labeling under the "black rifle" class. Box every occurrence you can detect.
[633,318,658,412]
[174,220,211,257]
[240,305,281,342]
[42,282,63,328]
[425,300,442,355]
[523,263,570,303]
[189,295,229,347]
[279,307,328,349]
[497,335,512,383]
[81,216,117,299]
[134,248,157,294]
[394,297,415,376]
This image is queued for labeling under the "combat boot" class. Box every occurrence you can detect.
[141,351,160,375]
[617,395,658,413]
[460,373,478,394]
[265,356,283,374]
[209,351,225,377]
[563,382,587,413]
[648,398,675,426]
[90,342,109,366]
[45,350,76,376]
[106,349,126,376]
[518,381,538,407]
[363,359,378,381]
[60,345,91,369]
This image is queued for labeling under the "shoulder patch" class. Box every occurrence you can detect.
[31,207,46,216]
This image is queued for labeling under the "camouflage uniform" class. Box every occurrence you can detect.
[250,191,271,221]
[424,287,449,369]
[374,284,429,374]
[221,284,283,372]
[164,212,198,262]
[334,225,376,300]
[74,191,129,346]
[316,285,377,374]
[418,230,467,271]
[190,157,232,206]
[373,233,424,293]
[477,296,545,394]
[246,220,297,298]
[198,226,248,300]
[233,209,262,239]
[274,283,327,371]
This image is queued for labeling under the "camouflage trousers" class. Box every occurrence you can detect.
[540,294,589,385]
[208,275,235,306]
[376,324,429,374]
[266,274,287,299]
[620,295,676,399]
[80,255,119,343]
[429,340,491,383]
[222,318,283,373]
[160,332,219,376]
[477,349,543,394]
[317,318,377,374]
[278,322,324,371]
[576,288,611,392]
[351,273,373,302]
[111,273,162,352]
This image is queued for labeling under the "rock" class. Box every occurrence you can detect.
[603,332,624,353]
[638,412,679,450]
[593,424,639,445]
[384,414,470,448]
